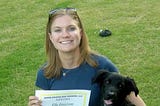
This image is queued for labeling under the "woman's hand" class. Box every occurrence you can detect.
[127,92,146,106]
[28,96,42,106]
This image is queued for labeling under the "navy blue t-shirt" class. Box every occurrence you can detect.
[35,55,118,106]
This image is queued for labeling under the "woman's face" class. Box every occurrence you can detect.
[49,15,82,53]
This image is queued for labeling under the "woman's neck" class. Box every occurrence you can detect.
[58,49,80,69]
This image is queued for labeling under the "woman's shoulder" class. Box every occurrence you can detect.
[36,64,52,89]
[91,54,111,63]
[91,54,118,72]
[37,68,44,76]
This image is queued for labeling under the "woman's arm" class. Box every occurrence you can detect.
[127,92,146,106]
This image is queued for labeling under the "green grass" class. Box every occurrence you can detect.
[0,0,159,105]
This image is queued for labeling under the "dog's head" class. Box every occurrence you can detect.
[92,69,139,106]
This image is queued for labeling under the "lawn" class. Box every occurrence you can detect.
[0,0,159,106]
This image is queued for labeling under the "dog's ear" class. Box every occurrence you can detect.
[92,69,110,84]
[125,77,139,96]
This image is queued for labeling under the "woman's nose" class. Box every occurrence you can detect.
[62,29,70,37]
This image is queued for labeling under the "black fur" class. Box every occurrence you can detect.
[92,69,139,106]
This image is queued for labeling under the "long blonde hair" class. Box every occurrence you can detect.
[44,8,97,78]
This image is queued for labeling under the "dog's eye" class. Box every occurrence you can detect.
[118,83,124,88]
[104,79,110,84]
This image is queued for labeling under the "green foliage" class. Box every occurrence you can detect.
[0,0,159,105]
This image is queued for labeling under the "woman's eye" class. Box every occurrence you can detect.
[54,29,61,32]
[68,27,76,31]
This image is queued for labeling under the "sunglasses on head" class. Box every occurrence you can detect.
[49,7,77,16]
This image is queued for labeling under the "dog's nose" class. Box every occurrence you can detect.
[108,91,114,96]
[107,91,115,98]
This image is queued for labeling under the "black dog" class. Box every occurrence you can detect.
[92,70,139,106]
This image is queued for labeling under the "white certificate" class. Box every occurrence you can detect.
[35,90,91,106]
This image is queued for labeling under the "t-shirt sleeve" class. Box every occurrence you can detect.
[96,55,119,73]
[35,69,50,90]
[103,57,118,72]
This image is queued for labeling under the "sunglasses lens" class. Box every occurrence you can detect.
[49,10,57,15]
[49,8,76,15]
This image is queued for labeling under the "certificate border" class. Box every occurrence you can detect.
[36,90,90,106]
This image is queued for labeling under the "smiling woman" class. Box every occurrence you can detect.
[28,7,146,106]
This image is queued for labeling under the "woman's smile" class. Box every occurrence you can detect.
[60,40,73,44]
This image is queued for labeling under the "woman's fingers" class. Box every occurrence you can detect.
[28,96,42,106]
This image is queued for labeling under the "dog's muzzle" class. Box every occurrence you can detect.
[104,91,116,105]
